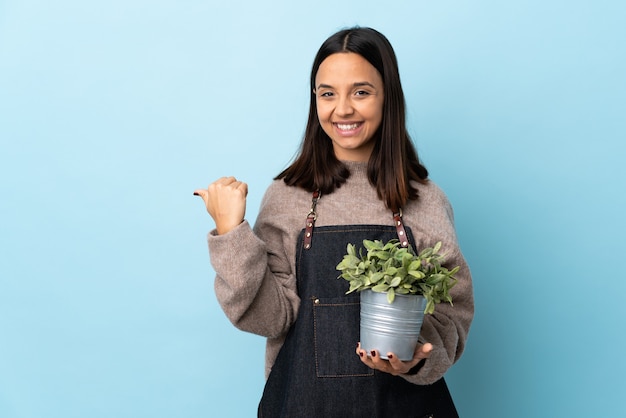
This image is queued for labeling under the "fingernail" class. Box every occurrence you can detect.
[359,351,364,358]
[388,354,394,359]
[370,351,376,357]
[193,192,199,196]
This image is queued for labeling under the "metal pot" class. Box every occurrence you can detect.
[359,289,426,361]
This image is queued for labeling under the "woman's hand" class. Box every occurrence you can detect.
[356,342,433,376]
[193,177,248,235]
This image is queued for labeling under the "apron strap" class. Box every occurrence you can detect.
[303,190,320,250]
[393,209,410,248]
[303,191,410,249]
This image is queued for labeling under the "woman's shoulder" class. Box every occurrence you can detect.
[257,179,312,221]
[408,179,455,222]
[262,179,307,205]
[414,179,451,205]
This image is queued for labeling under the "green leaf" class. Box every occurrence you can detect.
[419,247,433,258]
[387,288,395,303]
[408,260,422,271]
[348,280,361,292]
[375,251,390,261]
[372,283,390,292]
[389,276,402,287]
[385,266,398,276]
[383,240,399,251]
[424,299,435,315]
[363,240,382,251]
[408,270,425,279]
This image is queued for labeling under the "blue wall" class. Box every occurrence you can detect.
[1,1,625,417]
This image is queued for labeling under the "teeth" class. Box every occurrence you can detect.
[337,123,359,130]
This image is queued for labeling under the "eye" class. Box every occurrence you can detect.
[320,91,334,97]
[355,90,370,97]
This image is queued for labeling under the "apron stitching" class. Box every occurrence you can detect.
[312,297,374,378]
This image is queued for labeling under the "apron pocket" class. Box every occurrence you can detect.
[312,296,374,378]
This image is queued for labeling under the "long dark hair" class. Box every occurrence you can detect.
[276,27,428,211]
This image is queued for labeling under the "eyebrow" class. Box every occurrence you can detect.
[316,81,377,90]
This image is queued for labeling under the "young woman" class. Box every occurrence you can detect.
[194,27,474,417]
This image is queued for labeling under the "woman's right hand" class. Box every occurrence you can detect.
[193,177,248,235]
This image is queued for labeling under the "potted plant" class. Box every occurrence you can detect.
[336,239,459,360]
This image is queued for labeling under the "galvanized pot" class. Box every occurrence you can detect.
[360,289,427,361]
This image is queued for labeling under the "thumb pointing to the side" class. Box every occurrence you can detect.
[193,178,248,234]
[193,189,209,208]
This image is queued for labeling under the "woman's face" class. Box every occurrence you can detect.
[315,52,384,162]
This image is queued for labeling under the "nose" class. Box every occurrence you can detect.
[336,96,354,116]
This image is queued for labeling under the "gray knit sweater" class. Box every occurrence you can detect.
[207,161,474,385]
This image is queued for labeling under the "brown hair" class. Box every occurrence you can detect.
[276,27,428,211]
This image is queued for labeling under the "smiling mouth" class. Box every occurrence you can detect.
[335,122,362,131]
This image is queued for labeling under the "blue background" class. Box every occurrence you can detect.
[1,1,625,417]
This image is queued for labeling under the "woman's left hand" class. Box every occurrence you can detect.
[356,342,433,375]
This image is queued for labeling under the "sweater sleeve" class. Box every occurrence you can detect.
[401,187,474,385]
[207,185,300,338]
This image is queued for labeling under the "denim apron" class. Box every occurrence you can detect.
[258,197,458,417]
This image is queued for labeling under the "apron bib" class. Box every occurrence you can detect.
[258,221,459,417]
